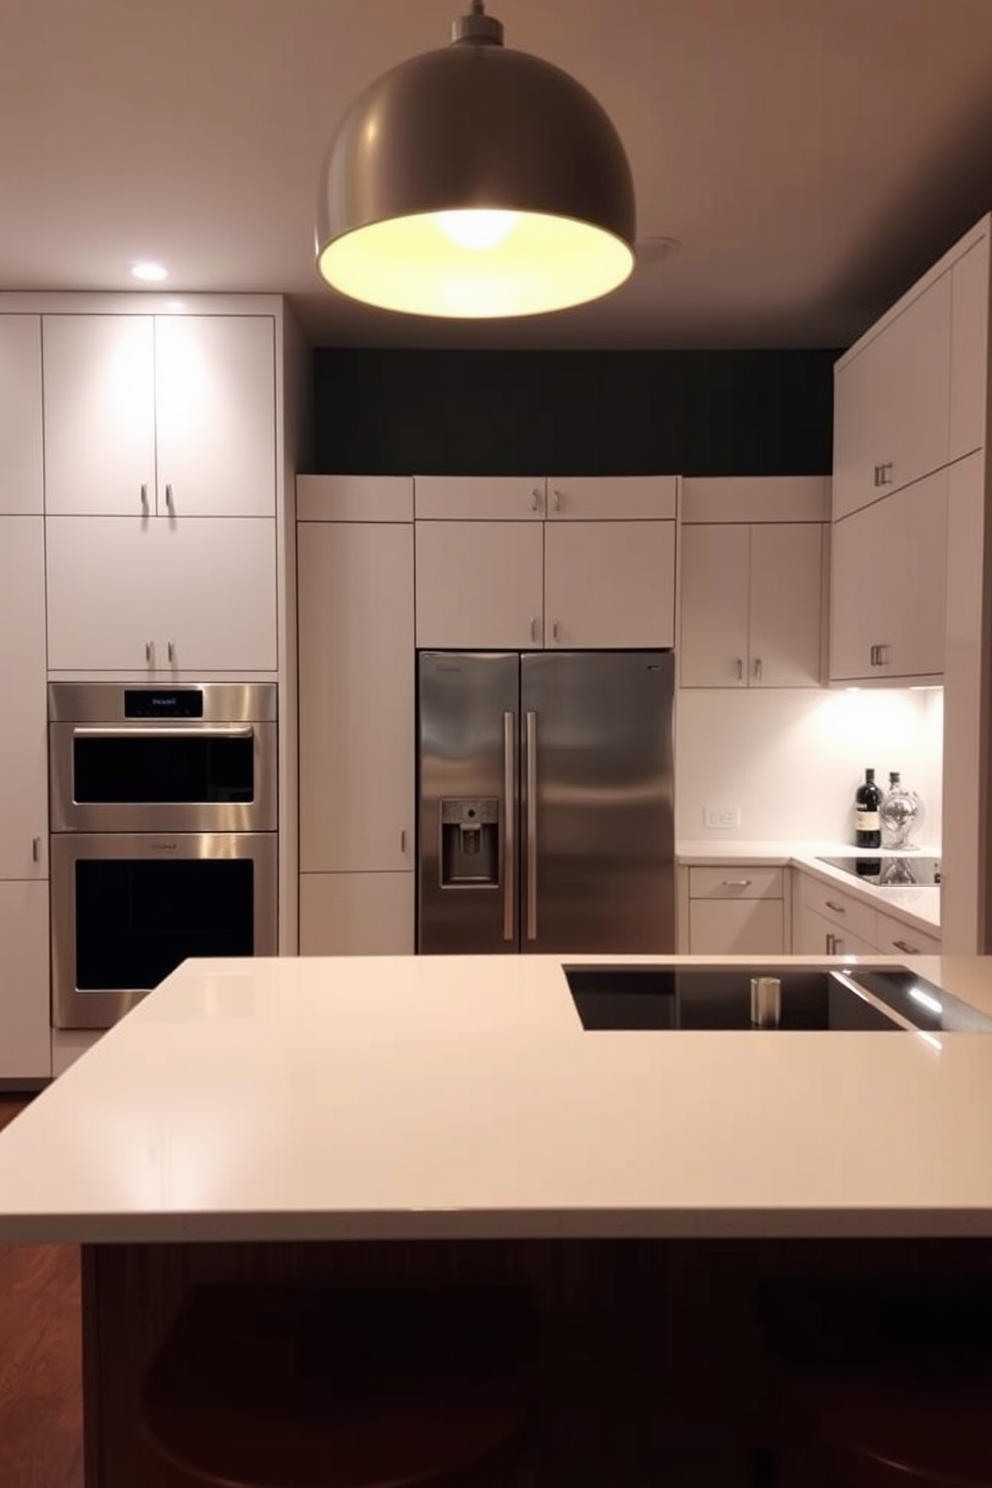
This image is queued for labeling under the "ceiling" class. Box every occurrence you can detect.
[3,0,992,351]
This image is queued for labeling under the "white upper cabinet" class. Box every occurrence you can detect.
[43,314,276,517]
[679,479,827,688]
[545,476,678,520]
[949,237,990,464]
[829,467,948,683]
[46,515,277,672]
[0,517,48,878]
[298,520,415,873]
[0,315,44,514]
[545,520,675,647]
[416,521,545,648]
[154,315,276,516]
[415,476,546,520]
[833,271,952,520]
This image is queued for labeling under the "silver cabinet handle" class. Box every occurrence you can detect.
[552,488,561,512]
[879,462,893,486]
[825,900,846,914]
[400,829,406,855]
[753,657,762,681]
[892,938,920,955]
[721,879,752,888]
[525,710,538,941]
[167,639,175,663]
[552,619,560,642]
[145,640,153,663]
[833,935,845,954]
[530,616,540,643]
[502,711,516,942]
[531,487,542,512]
[735,658,744,681]
[140,483,149,512]
[870,644,877,666]
[876,643,889,666]
[165,483,175,513]
[32,835,42,863]
[826,933,836,954]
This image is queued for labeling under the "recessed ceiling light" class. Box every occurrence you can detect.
[129,261,168,282]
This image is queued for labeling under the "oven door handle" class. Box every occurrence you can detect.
[71,726,255,740]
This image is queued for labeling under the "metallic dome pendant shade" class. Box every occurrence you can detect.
[315,2,636,318]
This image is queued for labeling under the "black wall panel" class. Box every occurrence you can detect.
[311,347,838,476]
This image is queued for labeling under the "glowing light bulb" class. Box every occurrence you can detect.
[434,210,518,251]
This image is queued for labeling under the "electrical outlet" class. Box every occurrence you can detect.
[704,806,741,829]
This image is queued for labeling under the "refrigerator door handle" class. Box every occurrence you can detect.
[502,711,516,941]
[525,709,538,940]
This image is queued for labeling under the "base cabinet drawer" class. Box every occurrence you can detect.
[874,911,941,957]
[688,866,784,900]
[688,899,785,955]
[802,875,878,944]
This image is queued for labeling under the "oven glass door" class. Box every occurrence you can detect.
[73,731,255,805]
[51,833,278,1029]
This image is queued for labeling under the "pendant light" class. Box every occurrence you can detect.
[315,2,636,319]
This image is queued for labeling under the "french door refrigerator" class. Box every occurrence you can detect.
[417,650,675,954]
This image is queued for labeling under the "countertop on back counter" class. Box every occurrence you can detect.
[677,840,941,935]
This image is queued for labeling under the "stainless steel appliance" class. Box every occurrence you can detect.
[48,682,278,1029]
[418,650,675,954]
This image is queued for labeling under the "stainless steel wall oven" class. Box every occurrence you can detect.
[49,682,278,1029]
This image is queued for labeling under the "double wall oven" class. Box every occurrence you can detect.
[49,682,278,1029]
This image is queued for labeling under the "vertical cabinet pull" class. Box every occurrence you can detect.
[140,483,149,512]
[753,657,762,682]
[502,711,516,942]
[32,836,42,863]
[525,710,538,941]
[530,617,540,643]
[145,640,153,663]
[400,829,406,856]
[552,619,560,642]
[531,488,542,513]
[167,640,175,663]
[735,658,744,681]
[552,488,561,512]
[165,483,175,513]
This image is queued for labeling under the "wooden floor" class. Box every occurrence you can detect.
[0,1095,83,1488]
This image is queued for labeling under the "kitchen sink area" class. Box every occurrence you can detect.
[564,964,992,1034]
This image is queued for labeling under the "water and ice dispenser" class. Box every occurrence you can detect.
[439,798,500,886]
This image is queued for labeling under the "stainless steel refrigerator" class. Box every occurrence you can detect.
[417,650,675,954]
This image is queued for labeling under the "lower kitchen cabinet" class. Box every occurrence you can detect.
[0,880,51,1080]
[45,515,277,672]
[793,870,940,957]
[299,873,415,955]
[684,865,788,954]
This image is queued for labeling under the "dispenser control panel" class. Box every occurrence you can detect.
[439,798,500,887]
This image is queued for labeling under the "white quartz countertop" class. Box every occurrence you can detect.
[3,951,992,1245]
[677,840,941,934]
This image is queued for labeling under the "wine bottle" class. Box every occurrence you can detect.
[854,767,882,848]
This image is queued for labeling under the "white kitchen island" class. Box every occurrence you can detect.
[4,951,992,1487]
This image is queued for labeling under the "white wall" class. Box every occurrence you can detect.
[675,687,943,847]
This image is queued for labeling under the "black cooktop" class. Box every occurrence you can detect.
[817,855,941,887]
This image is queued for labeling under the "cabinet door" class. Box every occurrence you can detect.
[299,872,415,954]
[0,315,43,513]
[43,315,156,515]
[0,518,47,878]
[298,522,414,873]
[47,516,277,671]
[679,524,749,686]
[749,524,823,686]
[828,505,882,682]
[874,911,940,958]
[688,898,784,954]
[0,880,51,1078]
[47,517,160,669]
[415,521,544,648]
[414,476,545,520]
[833,333,889,522]
[154,315,276,516]
[155,517,278,671]
[544,520,675,647]
[546,476,678,520]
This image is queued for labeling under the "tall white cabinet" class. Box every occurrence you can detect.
[829,213,991,952]
[297,477,416,954]
[0,316,51,1079]
[42,311,279,677]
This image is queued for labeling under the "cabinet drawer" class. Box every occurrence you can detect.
[874,910,940,957]
[802,874,877,942]
[688,866,783,900]
[689,898,784,955]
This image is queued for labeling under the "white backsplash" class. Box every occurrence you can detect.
[675,687,943,847]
